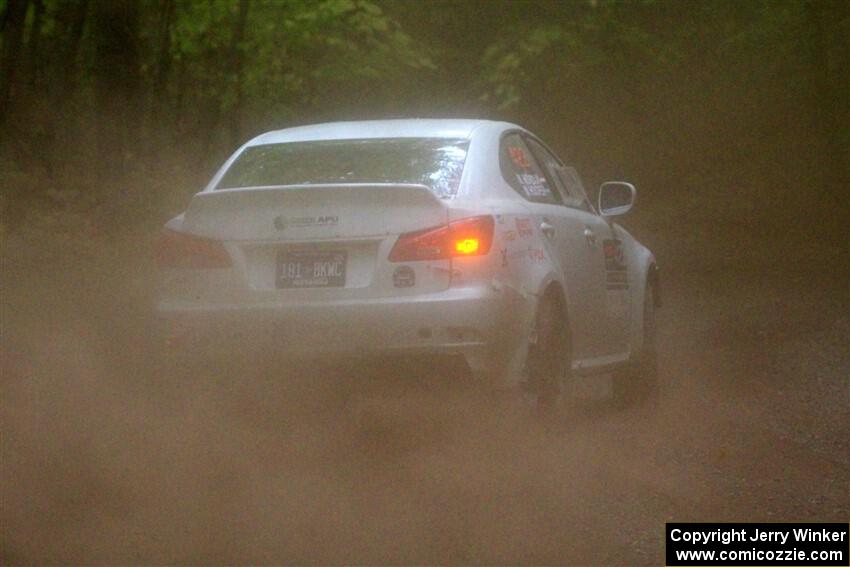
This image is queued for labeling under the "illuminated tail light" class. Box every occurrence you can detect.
[389,215,494,262]
[450,216,494,256]
[155,229,231,269]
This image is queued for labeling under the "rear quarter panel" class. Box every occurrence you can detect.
[448,124,572,383]
[455,123,564,305]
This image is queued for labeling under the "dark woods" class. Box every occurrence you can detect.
[0,0,847,250]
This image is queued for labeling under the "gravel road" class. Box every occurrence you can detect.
[1,245,847,564]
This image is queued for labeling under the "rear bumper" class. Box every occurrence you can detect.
[156,285,518,359]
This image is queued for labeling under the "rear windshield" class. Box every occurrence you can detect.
[216,138,469,198]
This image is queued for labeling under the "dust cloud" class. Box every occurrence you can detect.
[1,231,847,565]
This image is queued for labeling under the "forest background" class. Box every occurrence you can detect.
[1,0,848,271]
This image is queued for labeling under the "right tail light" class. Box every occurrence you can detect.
[389,215,494,262]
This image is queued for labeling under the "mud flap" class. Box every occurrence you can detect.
[467,286,534,390]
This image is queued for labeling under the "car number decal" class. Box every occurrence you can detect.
[508,145,532,169]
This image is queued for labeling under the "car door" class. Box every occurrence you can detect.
[556,166,632,353]
[499,133,608,360]
[522,136,628,357]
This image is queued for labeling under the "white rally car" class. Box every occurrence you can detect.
[156,119,659,407]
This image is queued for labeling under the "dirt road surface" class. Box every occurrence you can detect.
[1,238,848,564]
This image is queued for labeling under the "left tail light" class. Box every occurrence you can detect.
[155,229,231,269]
[389,215,495,262]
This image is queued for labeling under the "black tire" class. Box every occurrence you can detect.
[525,289,570,412]
[613,280,658,406]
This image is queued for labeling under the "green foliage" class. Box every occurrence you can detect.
[480,3,666,111]
[0,0,847,245]
[160,0,433,130]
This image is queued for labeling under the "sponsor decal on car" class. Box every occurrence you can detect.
[528,248,546,263]
[515,218,533,238]
[273,215,339,230]
[392,265,416,288]
[515,173,549,197]
[603,239,628,289]
[503,230,517,241]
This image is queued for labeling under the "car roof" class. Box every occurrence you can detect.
[246,119,521,145]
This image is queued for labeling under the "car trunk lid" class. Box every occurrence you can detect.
[181,183,451,297]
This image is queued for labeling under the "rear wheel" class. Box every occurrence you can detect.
[613,280,658,406]
[524,289,570,412]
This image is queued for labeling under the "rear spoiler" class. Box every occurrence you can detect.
[182,183,447,241]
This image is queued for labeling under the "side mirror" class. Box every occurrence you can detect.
[598,181,636,216]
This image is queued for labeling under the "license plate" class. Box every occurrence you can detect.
[276,250,347,288]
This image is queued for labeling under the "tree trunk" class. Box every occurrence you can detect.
[0,0,30,128]
[803,0,849,230]
[92,0,140,186]
[55,0,89,101]
[804,2,836,177]
[826,0,849,188]
[228,0,250,150]
[26,0,44,86]
[151,0,174,130]
[31,0,88,175]
[174,54,186,135]
[1,2,8,34]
